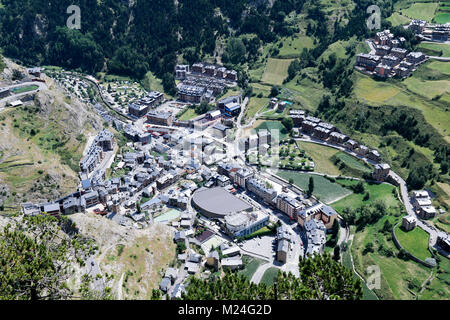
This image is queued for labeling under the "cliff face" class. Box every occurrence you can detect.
[0,62,104,206]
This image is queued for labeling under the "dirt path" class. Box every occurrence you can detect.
[117,272,125,300]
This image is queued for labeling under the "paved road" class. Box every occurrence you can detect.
[366,39,376,55]
[251,263,276,284]
[296,133,449,250]
[427,56,450,61]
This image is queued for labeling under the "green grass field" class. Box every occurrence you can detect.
[350,216,431,300]
[434,12,450,23]
[403,77,450,100]
[401,2,439,21]
[417,43,450,57]
[238,256,267,281]
[277,170,352,204]
[260,267,279,286]
[418,255,450,299]
[11,85,39,94]
[394,224,431,261]
[276,36,315,58]
[261,58,293,86]
[332,180,401,213]
[387,12,412,26]
[254,120,288,139]
[334,152,373,173]
[353,72,450,143]
[295,141,342,176]
[177,107,199,121]
[142,71,165,94]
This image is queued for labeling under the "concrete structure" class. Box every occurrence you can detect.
[224,211,269,238]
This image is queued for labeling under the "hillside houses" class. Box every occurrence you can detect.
[408,19,450,42]
[411,190,437,219]
[128,91,164,118]
[355,29,427,79]
[287,110,381,163]
[175,62,238,104]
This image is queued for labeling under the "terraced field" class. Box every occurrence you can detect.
[400,2,439,21]
[261,58,293,86]
[353,70,450,143]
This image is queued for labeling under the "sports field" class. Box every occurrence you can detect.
[154,209,181,223]
[261,58,293,86]
[201,235,224,255]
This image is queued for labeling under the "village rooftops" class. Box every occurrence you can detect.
[305,116,321,123]
[412,190,429,199]
[375,163,391,170]
[213,123,229,132]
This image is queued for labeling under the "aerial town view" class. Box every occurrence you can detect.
[0,0,448,310]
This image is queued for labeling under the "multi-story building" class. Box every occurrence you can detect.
[235,168,254,189]
[344,139,359,151]
[225,70,238,82]
[374,63,393,78]
[406,52,426,65]
[301,120,318,134]
[381,55,399,67]
[204,65,216,77]
[290,109,305,127]
[258,129,271,146]
[367,149,381,162]
[297,203,338,230]
[224,211,269,238]
[329,132,348,145]
[390,47,408,59]
[192,62,204,73]
[313,126,331,140]
[175,65,190,80]
[402,215,417,231]
[276,193,302,220]
[177,84,206,103]
[375,45,391,56]
[356,145,369,156]
[246,178,278,204]
[408,20,427,34]
[372,163,390,182]
[277,240,289,263]
[146,111,174,126]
